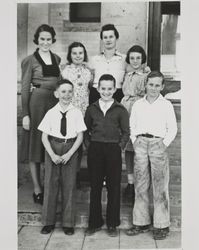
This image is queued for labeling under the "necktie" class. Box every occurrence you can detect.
[60,112,67,136]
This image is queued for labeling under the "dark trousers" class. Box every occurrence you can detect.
[89,87,124,104]
[42,139,78,227]
[87,142,122,228]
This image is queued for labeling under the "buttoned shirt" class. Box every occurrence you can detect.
[130,94,177,147]
[38,103,87,139]
[89,51,126,89]
[99,99,114,115]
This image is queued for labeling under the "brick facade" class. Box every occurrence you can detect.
[17,2,148,83]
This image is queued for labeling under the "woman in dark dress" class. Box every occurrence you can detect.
[21,24,61,204]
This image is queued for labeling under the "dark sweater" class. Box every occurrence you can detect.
[84,100,130,150]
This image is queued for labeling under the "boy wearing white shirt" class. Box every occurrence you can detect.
[38,79,87,235]
[126,71,177,240]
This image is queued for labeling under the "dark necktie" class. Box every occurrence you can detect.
[60,112,67,136]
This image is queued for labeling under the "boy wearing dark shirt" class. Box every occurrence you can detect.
[85,74,129,237]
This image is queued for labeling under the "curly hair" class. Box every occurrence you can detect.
[100,24,119,40]
[33,24,56,45]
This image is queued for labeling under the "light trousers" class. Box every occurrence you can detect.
[133,136,170,228]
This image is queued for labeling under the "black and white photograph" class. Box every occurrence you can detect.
[1,0,199,249]
[16,1,181,249]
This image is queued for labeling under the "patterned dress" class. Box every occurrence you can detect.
[121,68,149,151]
[61,63,92,116]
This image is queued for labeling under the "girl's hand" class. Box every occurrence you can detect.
[22,115,30,130]
[51,154,62,165]
[61,152,72,165]
[143,66,151,73]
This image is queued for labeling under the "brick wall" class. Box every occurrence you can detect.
[17,2,148,83]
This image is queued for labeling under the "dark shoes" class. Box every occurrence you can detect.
[33,192,43,205]
[126,225,150,236]
[107,226,118,237]
[85,227,101,236]
[63,227,74,235]
[41,225,55,234]
[153,227,169,240]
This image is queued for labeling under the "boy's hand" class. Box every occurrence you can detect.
[22,115,30,130]
[51,154,62,165]
[61,152,72,165]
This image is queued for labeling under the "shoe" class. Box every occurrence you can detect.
[153,227,169,240]
[107,226,118,237]
[85,227,101,236]
[33,192,44,205]
[126,225,150,236]
[41,225,55,234]
[63,227,74,235]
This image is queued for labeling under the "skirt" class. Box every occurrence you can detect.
[22,88,58,163]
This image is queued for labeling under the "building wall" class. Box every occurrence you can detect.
[17,2,148,82]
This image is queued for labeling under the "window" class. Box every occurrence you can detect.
[160,2,180,80]
[70,2,101,23]
[148,2,181,99]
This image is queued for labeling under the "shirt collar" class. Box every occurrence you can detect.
[143,94,164,103]
[101,49,122,57]
[99,98,114,106]
[127,69,145,76]
[56,102,75,113]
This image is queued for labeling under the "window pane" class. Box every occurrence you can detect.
[70,3,101,22]
[160,15,181,80]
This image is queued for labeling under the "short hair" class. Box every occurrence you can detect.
[33,24,56,45]
[55,79,74,90]
[146,71,165,85]
[98,74,116,88]
[100,24,119,40]
[126,45,147,64]
[67,42,88,64]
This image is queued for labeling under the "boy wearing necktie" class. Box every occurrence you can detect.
[38,79,87,235]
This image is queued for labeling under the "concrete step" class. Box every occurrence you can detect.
[18,182,181,231]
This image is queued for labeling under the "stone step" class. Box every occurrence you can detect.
[18,182,181,231]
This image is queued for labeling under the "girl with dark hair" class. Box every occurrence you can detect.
[21,24,61,204]
[121,45,150,200]
[61,42,92,116]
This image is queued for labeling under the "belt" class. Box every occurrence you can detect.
[49,136,77,143]
[32,85,55,91]
[137,133,161,138]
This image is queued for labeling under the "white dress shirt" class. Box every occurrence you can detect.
[89,51,126,89]
[38,103,87,139]
[130,94,177,147]
[99,99,114,115]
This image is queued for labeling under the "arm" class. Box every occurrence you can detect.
[162,102,178,147]
[84,108,92,149]
[41,132,62,165]
[61,132,83,164]
[21,56,33,130]
[122,74,130,96]
[129,104,138,144]
[135,75,147,97]
[119,108,130,150]
[88,68,94,90]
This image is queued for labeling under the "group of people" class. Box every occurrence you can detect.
[21,23,177,240]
